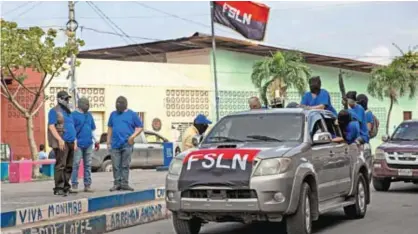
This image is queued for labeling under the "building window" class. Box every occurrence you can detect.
[403,111,412,121]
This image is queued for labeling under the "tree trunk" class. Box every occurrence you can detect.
[26,116,40,178]
[386,97,394,135]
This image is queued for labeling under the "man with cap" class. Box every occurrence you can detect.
[71,97,99,192]
[107,96,143,192]
[300,76,337,116]
[345,91,369,144]
[182,114,212,151]
[47,90,77,196]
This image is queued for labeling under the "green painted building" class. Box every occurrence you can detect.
[80,32,418,148]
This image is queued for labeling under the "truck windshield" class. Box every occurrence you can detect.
[204,113,304,143]
[391,122,418,141]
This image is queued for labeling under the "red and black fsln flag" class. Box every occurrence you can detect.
[178,149,260,191]
[213,1,270,41]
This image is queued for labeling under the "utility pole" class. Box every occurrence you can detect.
[66,1,78,109]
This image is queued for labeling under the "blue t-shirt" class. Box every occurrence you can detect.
[348,105,369,143]
[48,107,76,143]
[108,109,143,149]
[301,89,337,116]
[345,121,360,144]
[72,111,96,149]
[365,110,374,125]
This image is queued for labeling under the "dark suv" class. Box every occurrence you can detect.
[373,120,418,191]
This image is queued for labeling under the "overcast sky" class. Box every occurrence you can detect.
[1,1,418,65]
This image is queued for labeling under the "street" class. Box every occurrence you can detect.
[115,183,418,234]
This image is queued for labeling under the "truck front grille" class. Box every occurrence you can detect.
[387,164,418,170]
[181,189,257,199]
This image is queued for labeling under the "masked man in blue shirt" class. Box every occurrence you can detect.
[345,91,369,144]
[71,97,98,193]
[107,96,143,192]
[356,94,374,134]
[300,76,337,116]
[332,110,361,144]
[48,91,77,196]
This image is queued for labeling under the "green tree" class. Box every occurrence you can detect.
[391,43,418,70]
[1,19,84,176]
[367,62,417,135]
[251,51,311,106]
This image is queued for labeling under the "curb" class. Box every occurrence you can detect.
[2,200,172,234]
[1,186,166,229]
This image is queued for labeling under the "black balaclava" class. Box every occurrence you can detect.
[194,122,208,135]
[309,76,321,94]
[116,96,128,114]
[338,110,352,140]
[57,91,71,114]
[356,94,368,110]
[78,97,90,113]
[346,91,357,107]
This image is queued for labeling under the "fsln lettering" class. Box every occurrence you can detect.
[222,3,252,25]
[187,153,249,170]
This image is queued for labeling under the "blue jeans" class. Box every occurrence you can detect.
[71,145,93,186]
[110,144,133,186]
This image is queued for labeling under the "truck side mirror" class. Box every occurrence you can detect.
[381,135,390,142]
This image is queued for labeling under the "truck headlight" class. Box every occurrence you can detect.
[168,159,183,175]
[374,148,386,160]
[253,158,292,177]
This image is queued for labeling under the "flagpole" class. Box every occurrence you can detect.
[210,1,220,122]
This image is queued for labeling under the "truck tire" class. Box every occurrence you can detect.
[172,213,201,234]
[344,174,368,219]
[100,159,113,172]
[286,182,312,234]
[372,177,391,191]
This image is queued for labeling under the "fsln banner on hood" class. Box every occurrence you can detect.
[178,149,260,191]
[213,1,270,41]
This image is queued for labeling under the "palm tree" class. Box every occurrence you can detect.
[251,51,311,107]
[367,63,418,135]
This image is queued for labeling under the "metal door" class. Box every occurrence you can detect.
[132,133,147,167]
[144,132,165,167]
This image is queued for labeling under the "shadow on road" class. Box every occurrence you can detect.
[201,211,353,234]
[385,184,418,194]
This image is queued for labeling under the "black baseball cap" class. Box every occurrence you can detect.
[57,90,71,99]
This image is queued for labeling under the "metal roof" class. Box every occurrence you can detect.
[78,32,379,73]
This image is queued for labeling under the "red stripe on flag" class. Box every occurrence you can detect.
[183,148,261,163]
[214,1,270,23]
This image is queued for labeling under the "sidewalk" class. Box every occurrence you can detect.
[1,169,166,212]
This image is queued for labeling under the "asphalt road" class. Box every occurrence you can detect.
[115,182,418,234]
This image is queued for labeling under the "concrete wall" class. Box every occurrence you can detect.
[45,59,213,146]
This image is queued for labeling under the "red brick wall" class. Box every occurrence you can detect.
[1,69,46,160]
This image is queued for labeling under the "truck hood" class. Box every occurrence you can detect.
[175,141,301,160]
[378,140,418,152]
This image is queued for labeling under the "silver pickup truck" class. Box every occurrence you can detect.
[166,108,371,234]
[92,130,170,171]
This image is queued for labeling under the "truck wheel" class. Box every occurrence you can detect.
[100,159,113,172]
[286,182,312,234]
[344,174,368,219]
[372,177,391,191]
[172,213,201,234]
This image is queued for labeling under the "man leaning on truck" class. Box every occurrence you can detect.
[181,114,212,152]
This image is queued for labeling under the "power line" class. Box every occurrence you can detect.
[10,1,43,21]
[2,1,32,16]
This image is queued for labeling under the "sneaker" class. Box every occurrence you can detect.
[109,185,120,192]
[84,186,94,193]
[72,184,78,191]
[120,185,134,191]
[54,190,67,197]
